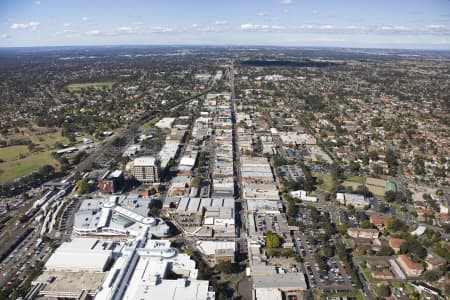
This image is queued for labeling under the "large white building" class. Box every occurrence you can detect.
[336,192,370,208]
[45,238,113,272]
[74,195,170,237]
[131,156,159,183]
[95,230,215,300]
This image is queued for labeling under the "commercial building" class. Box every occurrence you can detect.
[196,240,236,264]
[253,273,307,300]
[337,193,370,209]
[74,195,170,238]
[45,238,113,272]
[290,190,318,203]
[94,230,215,300]
[203,207,235,237]
[34,238,118,299]
[242,183,279,201]
[131,156,159,183]
[99,170,124,194]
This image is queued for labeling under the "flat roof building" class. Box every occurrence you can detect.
[74,196,170,238]
[45,238,113,272]
[131,156,159,183]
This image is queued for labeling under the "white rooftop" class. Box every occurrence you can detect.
[133,156,156,167]
[45,238,112,272]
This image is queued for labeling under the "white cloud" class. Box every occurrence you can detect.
[256,12,265,17]
[426,24,447,29]
[86,29,102,36]
[379,25,408,31]
[1,33,10,39]
[319,25,334,30]
[10,21,40,30]
[64,23,71,27]
[215,20,228,25]
[280,0,294,4]
[115,25,173,35]
[34,1,41,4]
[240,23,286,31]
[81,16,89,22]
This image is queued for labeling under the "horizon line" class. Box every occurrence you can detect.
[0,43,450,52]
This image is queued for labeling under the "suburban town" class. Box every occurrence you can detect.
[0,45,448,300]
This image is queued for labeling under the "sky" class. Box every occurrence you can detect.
[0,0,449,49]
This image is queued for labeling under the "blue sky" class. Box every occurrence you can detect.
[1,0,449,49]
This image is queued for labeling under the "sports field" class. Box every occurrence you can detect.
[67,81,114,91]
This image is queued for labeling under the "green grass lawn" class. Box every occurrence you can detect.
[0,130,67,184]
[67,81,115,92]
[141,117,160,130]
[314,172,334,191]
[30,131,69,149]
[343,181,362,190]
[0,145,29,162]
[327,290,364,300]
[358,264,377,283]
[345,175,366,184]
[0,151,57,183]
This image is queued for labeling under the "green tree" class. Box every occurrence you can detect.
[322,245,335,258]
[400,240,427,260]
[76,179,91,194]
[38,164,55,177]
[423,270,441,282]
[377,246,394,256]
[385,190,396,202]
[360,220,373,229]
[375,284,391,297]
[266,231,281,248]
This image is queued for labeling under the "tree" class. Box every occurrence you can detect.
[375,284,391,297]
[377,246,394,256]
[266,231,281,248]
[76,179,92,194]
[338,224,349,235]
[355,185,373,197]
[322,245,335,258]
[368,150,379,161]
[400,240,427,259]
[349,161,360,172]
[423,270,441,282]
[360,220,373,229]
[386,217,406,232]
[216,261,239,274]
[38,164,55,177]
[385,190,396,202]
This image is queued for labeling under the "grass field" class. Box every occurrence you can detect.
[141,117,160,130]
[313,172,334,191]
[345,175,366,184]
[0,145,29,162]
[0,151,57,183]
[343,181,362,190]
[327,291,364,300]
[0,129,68,184]
[67,81,115,92]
